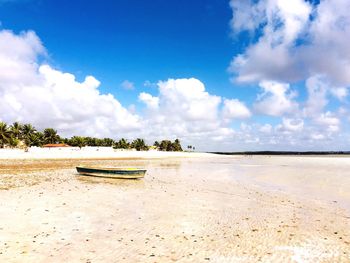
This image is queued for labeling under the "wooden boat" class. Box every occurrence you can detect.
[76,166,146,179]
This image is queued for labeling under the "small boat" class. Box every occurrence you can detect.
[76,166,146,179]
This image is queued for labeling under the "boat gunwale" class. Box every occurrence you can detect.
[76,166,146,172]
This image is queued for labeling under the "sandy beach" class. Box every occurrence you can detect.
[0,147,213,160]
[0,152,349,262]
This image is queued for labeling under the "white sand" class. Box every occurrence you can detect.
[0,147,214,160]
[0,155,349,262]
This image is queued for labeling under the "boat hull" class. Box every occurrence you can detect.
[76,167,146,179]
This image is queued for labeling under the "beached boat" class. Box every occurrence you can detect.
[76,166,146,179]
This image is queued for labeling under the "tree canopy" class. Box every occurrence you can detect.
[0,121,184,152]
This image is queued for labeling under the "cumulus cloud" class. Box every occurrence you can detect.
[228,0,350,150]
[222,99,251,119]
[229,0,312,83]
[138,92,159,109]
[138,78,235,144]
[330,87,348,101]
[229,0,350,86]
[303,75,329,117]
[1,25,348,151]
[254,81,298,116]
[0,29,244,150]
[277,118,304,133]
[314,112,340,133]
[259,124,272,134]
[156,78,222,123]
[0,29,140,138]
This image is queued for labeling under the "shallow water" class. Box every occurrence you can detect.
[219,155,350,212]
[0,156,349,262]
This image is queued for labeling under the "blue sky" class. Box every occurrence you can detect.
[0,0,243,103]
[0,0,350,151]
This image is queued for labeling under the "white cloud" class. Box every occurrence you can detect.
[278,118,304,133]
[138,78,234,145]
[138,92,159,109]
[229,0,266,33]
[0,30,241,150]
[228,1,350,149]
[254,81,298,116]
[222,98,251,119]
[314,112,340,132]
[303,75,329,117]
[259,124,272,133]
[330,87,348,101]
[1,27,348,151]
[229,0,350,87]
[157,78,222,122]
[310,133,325,140]
[0,30,140,138]
[0,30,45,87]
[229,0,312,83]
[120,80,134,90]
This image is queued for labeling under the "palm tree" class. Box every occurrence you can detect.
[173,139,182,151]
[114,138,130,149]
[68,136,86,149]
[131,138,148,151]
[43,128,60,144]
[84,137,95,146]
[0,122,11,148]
[8,137,19,148]
[10,122,23,140]
[21,123,36,140]
[101,138,114,147]
[25,132,44,147]
[159,140,172,151]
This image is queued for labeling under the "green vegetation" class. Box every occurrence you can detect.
[156,139,183,151]
[43,128,60,144]
[0,122,11,148]
[0,121,184,151]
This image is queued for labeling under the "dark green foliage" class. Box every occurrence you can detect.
[8,137,19,148]
[10,122,23,140]
[173,139,182,151]
[68,136,86,149]
[84,137,99,146]
[0,121,184,151]
[25,132,44,147]
[0,122,11,148]
[21,124,36,141]
[158,140,172,151]
[131,138,148,151]
[43,128,60,144]
[113,138,130,149]
[101,138,115,147]
[157,139,183,152]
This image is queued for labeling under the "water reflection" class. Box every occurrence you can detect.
[75,173,146,187]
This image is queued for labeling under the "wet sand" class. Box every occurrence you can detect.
[0,156,349,262]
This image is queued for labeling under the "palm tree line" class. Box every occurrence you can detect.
[0,121,184,151]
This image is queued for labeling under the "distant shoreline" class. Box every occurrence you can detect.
[210,151,350,155]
